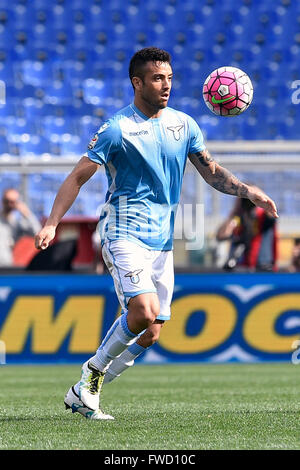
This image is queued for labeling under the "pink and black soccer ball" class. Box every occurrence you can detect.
[203,66,253,116]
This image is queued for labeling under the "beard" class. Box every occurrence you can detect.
[140,89,169,110]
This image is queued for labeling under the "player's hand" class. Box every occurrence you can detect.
[35,225,56,250]
[248,187,278,218]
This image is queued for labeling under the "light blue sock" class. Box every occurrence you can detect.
[103,342,147,384]
[89,312,137,373]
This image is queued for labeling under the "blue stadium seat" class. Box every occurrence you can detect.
[241,122,257,140]
[32,24,53,46]
[62,60,94,84]
[51,8,75,30]
[21,60,54,87]
[82,79,114,106]
[79,115,103,140]
[112,78,134,103]
[44,81,74,105]
[0,135,9,153]
[32,0,58,8]
[5,117,38,138]
[43,116,78,137]
[13,6,36,29]
[197,115,223,141]
[22,99,54,119]
[0,102,16,119]
[102,102,126,118]
[84,6,115,31]
[0,24,14,46]
[18,134,51,156]
[71,26,94,48]
[69,101,99,118]
[59,134,85,156]
[0,8,16,27]
[10,44,36,61]
[18,83,42,101]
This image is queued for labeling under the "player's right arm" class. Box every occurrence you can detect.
[189,149,278,218]
[35,156,99,250]
[185,114,278,218]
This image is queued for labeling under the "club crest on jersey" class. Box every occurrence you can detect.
[125,269,143,284]
[88,134,98,149]
[167,124,184,141]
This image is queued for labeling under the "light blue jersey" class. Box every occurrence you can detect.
[87,103,205,250]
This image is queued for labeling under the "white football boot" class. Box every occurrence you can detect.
[78,360,106,411]
[64,386,114,420]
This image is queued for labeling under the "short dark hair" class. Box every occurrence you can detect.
[129,47,172,89]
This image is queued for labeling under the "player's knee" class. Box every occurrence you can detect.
[137,303,158,326]
[128,294,160,333]
[129,297,159,327]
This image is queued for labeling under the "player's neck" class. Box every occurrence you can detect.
[133,98,164,119]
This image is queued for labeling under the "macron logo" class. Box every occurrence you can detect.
[129,130,149,136]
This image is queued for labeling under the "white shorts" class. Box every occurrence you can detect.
[102,240,174,321]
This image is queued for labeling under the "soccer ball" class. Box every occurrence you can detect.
[202,66,253,116]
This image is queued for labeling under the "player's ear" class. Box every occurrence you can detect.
[132,76,142,92]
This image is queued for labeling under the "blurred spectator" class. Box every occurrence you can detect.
[286,238,300,273]
[0,188,41,267]
[216,191,278,272]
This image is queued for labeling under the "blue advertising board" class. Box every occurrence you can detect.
[0,273,299,364]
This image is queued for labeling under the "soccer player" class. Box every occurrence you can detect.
[35,47,278,420]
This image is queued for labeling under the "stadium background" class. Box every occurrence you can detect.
[0,0,299,365]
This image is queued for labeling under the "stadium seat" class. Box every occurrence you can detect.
[21,60,54,87]
[0,24,14,46]
[0,135,9,153]
[22,99,52,119]
[32,24,54,47]
[62,60,95,84]
[0,102,16,118]
[79,115,102,140]
[44,81,74,105]
[0,7,15,26]
[197,115,222,141]
[59,134,85,156]
[0,59,16,85]
[5,117,38,137]
[82,79,115,106]
[14,5,37,29]
[42,116,78,137]
[17,134,51,156]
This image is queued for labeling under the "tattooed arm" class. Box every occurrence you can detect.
[189,150,278,218]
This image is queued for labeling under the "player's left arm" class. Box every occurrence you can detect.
[189,150,278,218]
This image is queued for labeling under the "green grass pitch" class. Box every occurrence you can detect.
[0,363,299,450]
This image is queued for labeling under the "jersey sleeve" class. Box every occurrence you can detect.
[86,119,122,165]
[187,116,206,154]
